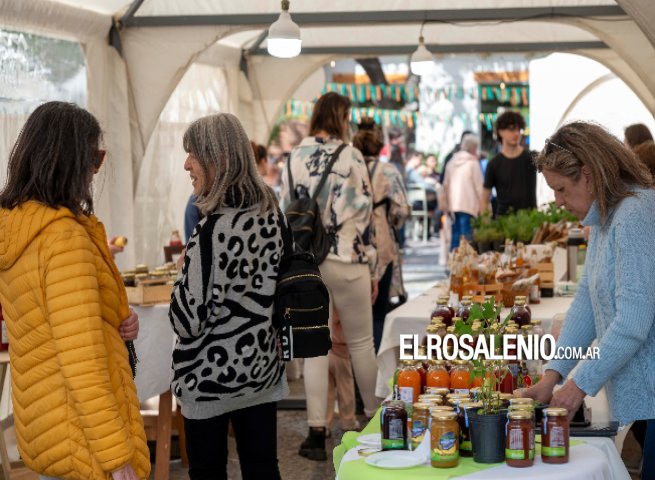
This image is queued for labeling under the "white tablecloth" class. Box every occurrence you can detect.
[338,437,629,480]
[133,304,176,402]
[375,284,574,398]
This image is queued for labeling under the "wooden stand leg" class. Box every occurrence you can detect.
[154,390,172,480]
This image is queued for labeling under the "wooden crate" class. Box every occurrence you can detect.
[465,283,502,304]
[536,262,554,284]
[126,280,172,305]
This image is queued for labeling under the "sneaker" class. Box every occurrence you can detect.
[299,427,327,461]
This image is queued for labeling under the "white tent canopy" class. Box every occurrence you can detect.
[1,0,655,268]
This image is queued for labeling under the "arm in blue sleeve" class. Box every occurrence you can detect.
[573,210,655,395]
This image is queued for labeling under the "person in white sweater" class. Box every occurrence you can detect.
[441,133,484,250]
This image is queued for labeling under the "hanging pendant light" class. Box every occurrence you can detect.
[410,35,434,76]
[267,0,302,58]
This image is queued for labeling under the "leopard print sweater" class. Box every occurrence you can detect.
[169,206,288,419]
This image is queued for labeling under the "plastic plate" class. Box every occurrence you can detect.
[365,451,424,469]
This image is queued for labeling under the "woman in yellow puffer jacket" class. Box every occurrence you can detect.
[0,102,150,480]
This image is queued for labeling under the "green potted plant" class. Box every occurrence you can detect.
[454,297,512,463]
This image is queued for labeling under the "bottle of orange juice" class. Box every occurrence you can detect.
[397,360,421,406]
[450,360,471,394]
[427,360,450,389]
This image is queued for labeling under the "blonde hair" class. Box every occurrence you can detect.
[535,121,653,220]
[183,113,278,215]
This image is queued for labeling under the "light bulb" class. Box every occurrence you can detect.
[267,2,301,58]
[410,36,434,76]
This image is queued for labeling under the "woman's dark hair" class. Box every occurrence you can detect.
[250,141,267,166]
[309,92,351,141]
[353,117,384,157]
[0,102,101,216]
[624,123,654,149]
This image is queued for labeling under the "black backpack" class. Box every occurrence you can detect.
[285,144,347,264]
[275,214,331,360]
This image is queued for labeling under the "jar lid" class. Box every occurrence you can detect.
[509,398,534,406]
[430,406,454,413]
[418,394,443,403]
[431,315,444,323]
[427,359,446,366]
[448,398,472,406]
[530,319,542,326]
[509,410,533,420]
[400,359,416,366]
[446,393,470,399]
[413,402,431,410]
[462,402,482,409]
[382,400,405,409]
[426,325,439,334]
[543,407,568,417]
[499,393,514,400]
[431,410,458,420]
[509,404,534,412]
[425,387,449,396]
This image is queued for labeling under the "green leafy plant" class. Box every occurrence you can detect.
[454,297,513,415]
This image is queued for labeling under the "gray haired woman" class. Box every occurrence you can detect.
[169,113,287,480]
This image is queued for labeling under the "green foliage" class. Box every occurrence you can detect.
[454,297,513,415]
[472,204,575,245]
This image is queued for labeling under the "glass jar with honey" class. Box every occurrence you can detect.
[432,296,454,327]
[430,410,459,468]
[411,402,431,450]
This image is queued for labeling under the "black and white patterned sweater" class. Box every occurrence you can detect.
[169,206,288,419]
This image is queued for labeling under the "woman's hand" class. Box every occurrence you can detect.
[119,309,139,341]
[515,369,560,404]
[550,379,586,422]
[371,278,379,304]
[111,464,138,480]
[108,237,125,257]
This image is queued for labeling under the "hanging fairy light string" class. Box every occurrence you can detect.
[479,85,530,107]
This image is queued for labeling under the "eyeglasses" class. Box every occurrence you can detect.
[544,138,575,157]
[95,149,106,170]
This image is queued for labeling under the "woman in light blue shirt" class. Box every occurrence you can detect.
[522,121,655,477]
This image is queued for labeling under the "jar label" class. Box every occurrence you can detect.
[387,418,404,440]
[432,431,459,463]
[506,448,526,460]
[547,426,566,448]
[399,387,414,406]
[382,438,405,450]
[542,446,566,457]
[412,420,428,439]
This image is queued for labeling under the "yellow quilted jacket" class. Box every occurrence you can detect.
[0,201,150,480]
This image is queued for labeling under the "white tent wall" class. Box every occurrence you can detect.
[530,52,655,206]
[84,38,136,271]
[133,62,230,269]
[118,25,239,185]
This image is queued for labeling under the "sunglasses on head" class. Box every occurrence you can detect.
[544,138,575,157]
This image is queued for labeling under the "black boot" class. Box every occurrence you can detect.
[299,427,327,461]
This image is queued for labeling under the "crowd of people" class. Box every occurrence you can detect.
[0,96,653,479]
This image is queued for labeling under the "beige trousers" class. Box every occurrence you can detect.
[304,260,379,427]
[326,352,358,430]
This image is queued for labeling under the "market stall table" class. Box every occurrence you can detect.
[375,284,574,398]
[132,304,177,480]
[334,411,629,480]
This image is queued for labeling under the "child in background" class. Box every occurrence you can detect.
[326,309,360,434]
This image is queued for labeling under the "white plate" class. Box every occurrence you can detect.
[357,433,381,448]
[365,451,424,469]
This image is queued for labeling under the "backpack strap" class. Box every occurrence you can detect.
[311,143,347,202]
[277,209,294,259]
[287,159,297,200]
